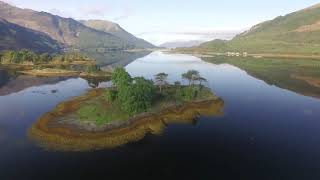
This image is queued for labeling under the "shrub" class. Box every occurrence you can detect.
[104,89,117,102]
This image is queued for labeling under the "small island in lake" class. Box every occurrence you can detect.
[29,68,224,151]
[0,50,111,79]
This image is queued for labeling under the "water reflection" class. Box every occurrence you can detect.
[201,56,320,99]
[1,51,320,179]
[85,50,152,69]
[0,74,70,96]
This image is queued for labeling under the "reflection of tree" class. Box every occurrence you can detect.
[0,69,10,88]
[28,95,224,152]
[0,74,68,96]
[82,77,110,88]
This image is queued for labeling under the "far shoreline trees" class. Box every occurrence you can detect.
[0,49,93,65]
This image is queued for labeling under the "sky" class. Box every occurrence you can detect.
[2,0,320,45]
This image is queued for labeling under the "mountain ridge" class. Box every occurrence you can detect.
[0,17,61,53]
[0,1,154,51]
[190,3,320,55]
[80,20,155,48]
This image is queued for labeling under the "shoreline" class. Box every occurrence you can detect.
[19,68,112,79]
[28,88,224,151]
[0,63,112,79]
[169,50,320,60]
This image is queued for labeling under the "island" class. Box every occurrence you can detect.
[0,50,111,79]
[28,68,224,151]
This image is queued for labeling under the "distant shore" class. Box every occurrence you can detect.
[169,49,320,60]
[19,68,111,79]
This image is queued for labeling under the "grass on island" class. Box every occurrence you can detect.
[35,68,216,127]
[76,85,215,127]
[77,96,131,126]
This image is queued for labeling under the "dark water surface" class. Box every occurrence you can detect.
[1,51,320,179]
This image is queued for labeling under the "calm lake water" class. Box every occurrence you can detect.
[1,51,320,179]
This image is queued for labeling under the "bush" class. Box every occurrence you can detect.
[112,67,131,87]
[176,87,198,101]
[117,77,155,114]
[86,65,99,73]
[104,89,117,102]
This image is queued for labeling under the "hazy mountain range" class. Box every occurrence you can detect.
[191,3,320,55]
[0,1,155,53]
[160,40,205,49]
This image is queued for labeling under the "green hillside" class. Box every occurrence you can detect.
[192,3,320,55]
[0,18,60,53]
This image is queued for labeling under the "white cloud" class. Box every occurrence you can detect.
[113,6,134,21]
[49,8,71,17]
[136,29,244,45]
[80,5,110,17]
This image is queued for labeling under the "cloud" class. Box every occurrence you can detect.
[80,5,110,17]
[49,8,71,17]
[113,6,134,21]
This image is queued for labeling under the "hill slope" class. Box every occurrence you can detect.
[80,20,155,49]
[0,1,150,51]
[195,3,320,55]
[0,18,60,53]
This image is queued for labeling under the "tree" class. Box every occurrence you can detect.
[39,53,51,63]
[118,77,155,114]
[182,70,200,86]
[174,81,181,87]
[111,67,132,87]
[196,76,207,86]
[111,68,156,114]
[154,72,168,93]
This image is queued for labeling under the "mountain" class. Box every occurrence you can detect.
[0,18,60,53]
[193,3,320,55]
[160,40,204,49]
[80,20,155,48]
[0,1,153,51]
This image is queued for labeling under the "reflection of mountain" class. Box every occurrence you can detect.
[0,74,69,96]
[202,56,320,98]
[85,50,152,69]
[0,69,11,88]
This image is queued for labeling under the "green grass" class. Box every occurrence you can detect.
[77,98,130,127]
[75,85,215,126]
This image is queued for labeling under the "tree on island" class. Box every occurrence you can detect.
[196,76,207,86]
[182,70,200,86]
[112,67,132,87]
[154,72,168,93]
[109,68,209,114]
[111,67,155,114]
[123,77,155,114]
